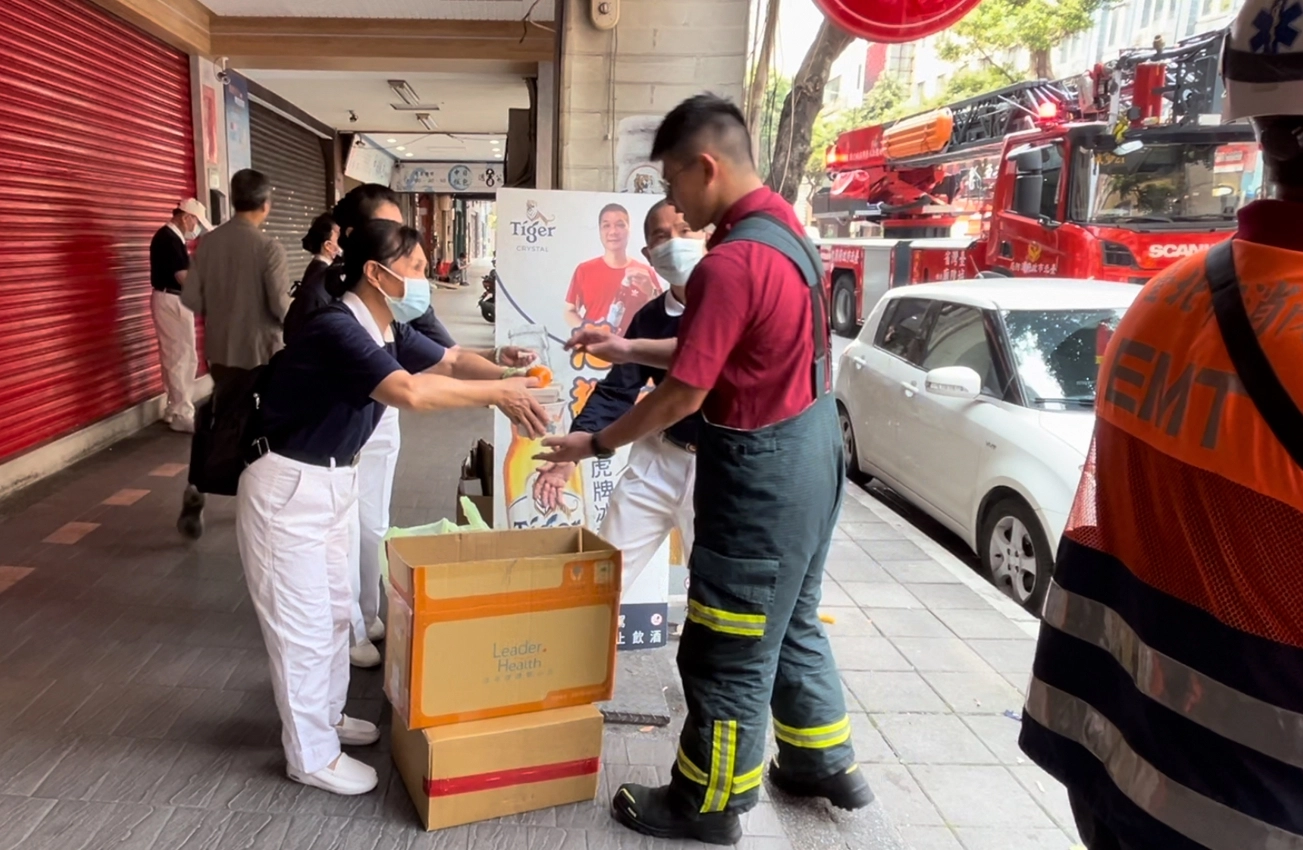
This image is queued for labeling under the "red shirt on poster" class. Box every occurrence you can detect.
[565,258,659,336]
[669,187,824,430]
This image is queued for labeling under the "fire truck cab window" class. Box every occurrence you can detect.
[1010,143,1064,222]
[875,297,931,366]
[920,303,1001,396]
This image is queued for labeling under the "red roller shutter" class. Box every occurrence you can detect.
[0,0,195,464]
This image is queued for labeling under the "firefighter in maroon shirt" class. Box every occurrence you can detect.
[538,95,870,844]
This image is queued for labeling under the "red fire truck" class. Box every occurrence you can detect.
[816,29,1261,336]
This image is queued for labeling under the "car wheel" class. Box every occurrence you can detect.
[832,273,858,338]
[980,496,1052,614]
[837,403,870,485]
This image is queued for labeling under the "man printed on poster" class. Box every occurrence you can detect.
[563,203,660,337]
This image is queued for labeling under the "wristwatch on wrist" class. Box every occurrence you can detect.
[590,432,616,460]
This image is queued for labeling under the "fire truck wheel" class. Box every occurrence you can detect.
[980,495,1052,614]
[837,402,871,485]
[832,274,859,338]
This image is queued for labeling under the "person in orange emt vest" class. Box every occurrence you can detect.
[1017,1,1303,848]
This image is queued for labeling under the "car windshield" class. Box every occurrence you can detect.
[1001,308,1128,409]
[1070,141,1260,225]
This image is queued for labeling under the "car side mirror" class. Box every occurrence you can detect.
[925,366,983,400]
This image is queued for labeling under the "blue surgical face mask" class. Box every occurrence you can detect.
[377,264,430,324]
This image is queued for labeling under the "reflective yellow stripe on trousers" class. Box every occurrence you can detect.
[773,715,851,749]
[677,727,764,812]
[686,600,766,638]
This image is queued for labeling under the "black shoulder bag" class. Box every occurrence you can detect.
[1205,240,1303,469]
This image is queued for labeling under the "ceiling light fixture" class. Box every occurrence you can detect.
[405,152,414,157]
[386,138,397,144]
[388,79,420,105]
[416,112,437,132]
[396,146,406,151]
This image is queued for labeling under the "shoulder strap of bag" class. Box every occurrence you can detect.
[722,212,830,396]
[1205,239,1303,468]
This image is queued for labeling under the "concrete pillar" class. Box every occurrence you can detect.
[557,0,751,191]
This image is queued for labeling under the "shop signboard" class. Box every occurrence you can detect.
[393,162,504,194]
[345,142,395,186]
[223,73,251,174]
[493,188,684,650]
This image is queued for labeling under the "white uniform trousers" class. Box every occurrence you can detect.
[599,435,696,596]
[349,406,401,644]
[149,290,197,424]
[236,452,357,775]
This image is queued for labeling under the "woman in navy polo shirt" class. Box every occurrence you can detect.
[236,220,547,798]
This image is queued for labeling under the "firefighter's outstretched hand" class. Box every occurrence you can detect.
[535,432,596,464]
[532,461,576,511]
[566,327,632,364]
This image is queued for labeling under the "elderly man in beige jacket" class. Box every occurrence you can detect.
[179,167,291,539]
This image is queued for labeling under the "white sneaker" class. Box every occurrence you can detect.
[335,714,381,746]
[288,753,378,796]
[169,417,196,434]
[366,619,386,642]
[350,640,382,668]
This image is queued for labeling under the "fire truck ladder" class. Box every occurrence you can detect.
[935,80,1081,152]
[1108,28,1228,126]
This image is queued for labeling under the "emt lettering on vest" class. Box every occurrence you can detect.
[1019,1,1303,846]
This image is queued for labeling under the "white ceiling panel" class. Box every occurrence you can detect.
[244,69,529,134]
[363,132,506,162]
[200,0,554,21]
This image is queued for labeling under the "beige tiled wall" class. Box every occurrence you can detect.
[557,0,751,191]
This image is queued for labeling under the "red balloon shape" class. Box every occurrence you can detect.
[812,0,986,43]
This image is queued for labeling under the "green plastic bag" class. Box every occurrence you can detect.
[378,496,491,583]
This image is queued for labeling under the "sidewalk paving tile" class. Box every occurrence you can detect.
[920,671,1026,715]
[931,607,1035,640]
[872,714,1000,765]
[1010,764,1081,837]
[861,608,952,638]
[818,607,879,637]
[965,638,1037,676]
[898,825,964,849]
[909,766,1056,829]
[841,522,908,541]
[954,827,1075,850]
[825,559,894,584]
[843,671,950,714]
[830,635,914,671]
[905,583,991,610]
[857,539,931,561]
[858,764,944,827]
[879,561,962,584]
[849,713,897,763]
[887,638,996,673]
[960,714,1029,765]
[819,580,855,607]
[841,582,923,609]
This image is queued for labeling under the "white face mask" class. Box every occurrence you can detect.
[649,237,706,287]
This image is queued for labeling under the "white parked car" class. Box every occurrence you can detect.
[835,278,1140,612]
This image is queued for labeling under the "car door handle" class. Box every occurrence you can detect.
[850,355,866,368]
[900,380,918,395]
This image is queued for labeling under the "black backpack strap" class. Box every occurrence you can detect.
[1205,240,1303,468]
[722,213,830,396]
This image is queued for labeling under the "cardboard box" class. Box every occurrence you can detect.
[391,704,603,831]
[386,527,621,729]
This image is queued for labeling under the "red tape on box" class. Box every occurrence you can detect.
[423,757,600,798]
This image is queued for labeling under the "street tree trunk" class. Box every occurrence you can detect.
[764,16,854,205]
[746,0,781,160]
[1032,47,1052,79]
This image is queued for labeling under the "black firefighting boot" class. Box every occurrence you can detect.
[767,759,873,811]
[611,783,743,846]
